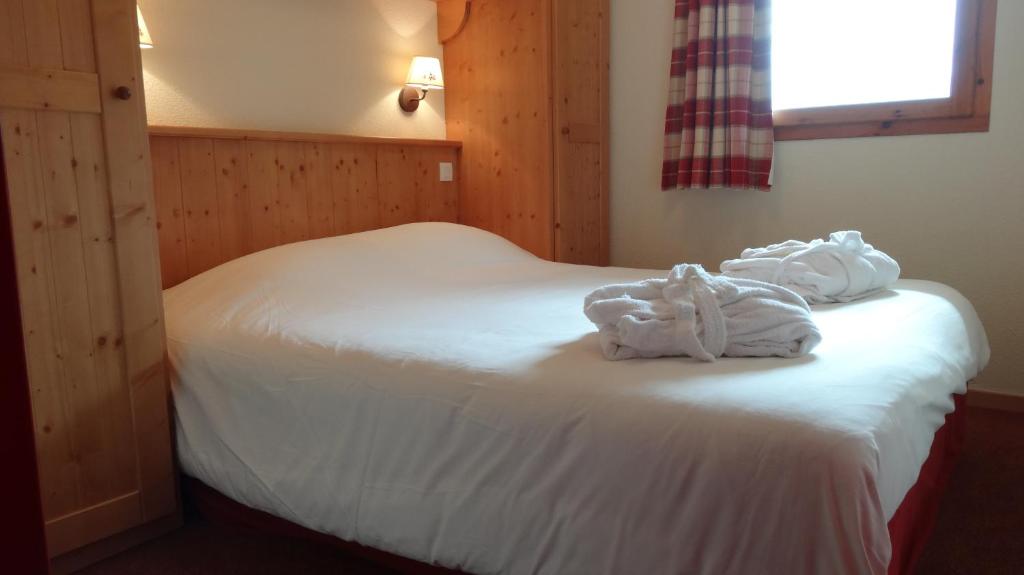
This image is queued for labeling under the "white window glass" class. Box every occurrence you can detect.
[772,0,959,111]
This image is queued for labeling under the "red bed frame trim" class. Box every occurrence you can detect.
[185,394,968,575]
[886,393,966,575]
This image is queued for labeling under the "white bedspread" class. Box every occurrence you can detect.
[165,223,989,575]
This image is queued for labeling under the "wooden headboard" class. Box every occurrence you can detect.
[149,126,460,288]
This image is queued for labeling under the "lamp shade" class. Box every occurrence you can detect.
[137,5,154,49]
[405,57,444,90]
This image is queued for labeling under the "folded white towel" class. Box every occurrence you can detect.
[584,264,821,362]
[720,231,900,304]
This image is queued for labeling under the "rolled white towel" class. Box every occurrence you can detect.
[720,231,900,304]
[584,264,821,361]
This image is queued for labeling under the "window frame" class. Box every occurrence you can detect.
[773,0,997,141]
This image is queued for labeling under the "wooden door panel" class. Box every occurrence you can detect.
[0,0,177,558]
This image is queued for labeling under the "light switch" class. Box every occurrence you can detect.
[439,162,454,182]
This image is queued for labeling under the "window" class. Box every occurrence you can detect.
[770,0,997,141]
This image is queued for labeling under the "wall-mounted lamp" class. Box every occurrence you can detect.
[399,56,444,112]
[137,5,154,49]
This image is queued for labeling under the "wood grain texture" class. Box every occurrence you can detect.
[436,0,471,43]
[330,143,379,234]
[91,0,176,528]
[177,138,222,276]
[213,139,251,259]
[443,0,555,260]
[442,0,608,264]
[150,128,462,288]
[0,66,101,113]
[1,0,178,561]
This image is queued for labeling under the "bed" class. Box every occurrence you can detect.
[164,223,989,575]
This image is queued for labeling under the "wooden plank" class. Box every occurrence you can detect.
[330,143,379,234]
[36,111,110,517]
[177,137,223,275]
[436,0,471,43]
[0,66,101,114]
[275,142,309,245]
[45,491,141,557]
[213,139,252,260]
[91,0,176,523]
[148,125,462,149]
[0,0,30,67]
[414,147,459,223]
[149,136,188,288]
[149,132,460,287]
[57,0,97,73]
[377,146,419,228]
[0,110,78,521]
[21,0,63,68]
[246,140,281,251]
[50,511,181,575]
[69,112,137,504]
[304,142,333,239]
[442,0,554,258]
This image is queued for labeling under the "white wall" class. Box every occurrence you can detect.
[138,0,445,139]
[610,0,1024,395]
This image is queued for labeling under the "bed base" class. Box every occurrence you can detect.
[184,394,968,575]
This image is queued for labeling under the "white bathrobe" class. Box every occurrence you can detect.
[720,231,901,304]
[584,264,821,362]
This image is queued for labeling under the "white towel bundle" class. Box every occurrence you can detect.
[720,231,900,304]
[584,264,821,362]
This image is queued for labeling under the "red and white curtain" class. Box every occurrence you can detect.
[661,0,774,191]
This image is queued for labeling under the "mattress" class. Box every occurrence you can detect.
[165,223,990,575]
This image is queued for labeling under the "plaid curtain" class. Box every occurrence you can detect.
[661,0,773,191]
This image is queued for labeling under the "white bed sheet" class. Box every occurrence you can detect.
[165,223,989,575]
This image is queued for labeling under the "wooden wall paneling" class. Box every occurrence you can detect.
[330,143,379,234]
[148,129,461,287]
[377,146,458,226]
[414,147,459,223]
[150,136,188,288]
[246,140,282,251]
[276,142,310,244]
[91,0,176,525]
[552,0,608,265]
[21,0,63,68]
[377,146,420,227]
[443,0,554,259]
[304,142,333,239]
[177,137,223,276]
[212,139,251,260]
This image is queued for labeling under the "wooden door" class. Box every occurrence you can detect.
[552,0,609,265]
[0,0,175,558]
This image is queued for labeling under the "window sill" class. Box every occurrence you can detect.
[774,113,991,142]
